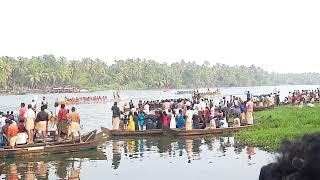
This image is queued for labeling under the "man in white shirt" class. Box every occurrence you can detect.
[193,101,200,111]
[144,102,150,114]
[30,100,37,112]
[185,106,193,130]
[199,99,207,111]
[41,97,48,106]
[24,104,36,144]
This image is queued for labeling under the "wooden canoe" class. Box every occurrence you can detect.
[101,127,163,137]
[0,129,105,158]
[55,98,121,105]
[163,125,253,136]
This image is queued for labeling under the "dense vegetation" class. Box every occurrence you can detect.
[1,55,320,90]
[236,105,320,151]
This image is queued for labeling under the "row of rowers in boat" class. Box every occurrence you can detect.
[0,124,253,158]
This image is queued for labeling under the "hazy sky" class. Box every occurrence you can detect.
[1,0,320,73]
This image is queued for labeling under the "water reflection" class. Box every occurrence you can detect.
[0,150,107,179]
[107,135,257,169]
[0,137,264,179]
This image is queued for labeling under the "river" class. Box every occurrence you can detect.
[0,85,318,179]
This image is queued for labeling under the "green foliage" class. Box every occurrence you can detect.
[1,54,320,90]
[236,105,320,151]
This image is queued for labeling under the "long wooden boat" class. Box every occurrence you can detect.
[0,130,106,158]
[101,127,163,137]
[56,98,121,105]
[163,125,253,136]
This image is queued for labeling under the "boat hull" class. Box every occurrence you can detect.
[101,127,163,137]
[163,125,253,136]
[0,130,105,159]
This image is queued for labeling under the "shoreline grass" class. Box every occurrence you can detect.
[236,105,320,151]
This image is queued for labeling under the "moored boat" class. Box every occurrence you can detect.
[101,127,163,137]
[0,129,106,158]
[55,98,121,105]
[163,125,253,136]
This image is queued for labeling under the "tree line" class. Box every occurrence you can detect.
[0,55,319,90]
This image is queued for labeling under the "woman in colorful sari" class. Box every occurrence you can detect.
[177,109,185,128]
[127,112,135,131]
[204,106,211,128]
[138,111,145,130]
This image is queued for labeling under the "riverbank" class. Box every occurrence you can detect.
[236,105,320,151]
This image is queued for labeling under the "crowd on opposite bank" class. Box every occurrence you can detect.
[111,95,255,131]
[0,97,82,149]
[284,89,320,105]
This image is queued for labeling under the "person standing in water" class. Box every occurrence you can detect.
[111,102,121,130]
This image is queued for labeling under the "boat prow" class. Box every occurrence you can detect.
[101,127,163,137]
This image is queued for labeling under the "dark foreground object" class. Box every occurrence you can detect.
[259,133,320,180]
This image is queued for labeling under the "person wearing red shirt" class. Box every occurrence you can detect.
[162,111,169,128]
[58,104,69,139]
[204,106,211,128]
[7,121,19,148]
[19,103,27,121]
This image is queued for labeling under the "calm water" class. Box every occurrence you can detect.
[0,85,318,179]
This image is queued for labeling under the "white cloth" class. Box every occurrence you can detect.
[0,117,6,133]
[200,101,206,111]
[185,110,193,123]
[186,101,191,107]
[54,107,59,116]
[220,119,228,128]
[170,114,176,128]
[31,102,36,109]
[42,100,48,105]
[144,104,150,114]
[47,120,57,131]
[24,109,35,120]
[45,109,52,116]
[16,132,27,145]
[193,103,200,111]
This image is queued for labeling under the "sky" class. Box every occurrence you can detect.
[0,0,320,73]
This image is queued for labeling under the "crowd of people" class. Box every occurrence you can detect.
[111,95,255,131]
[0,97,82,149]
[284,89,320,105]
